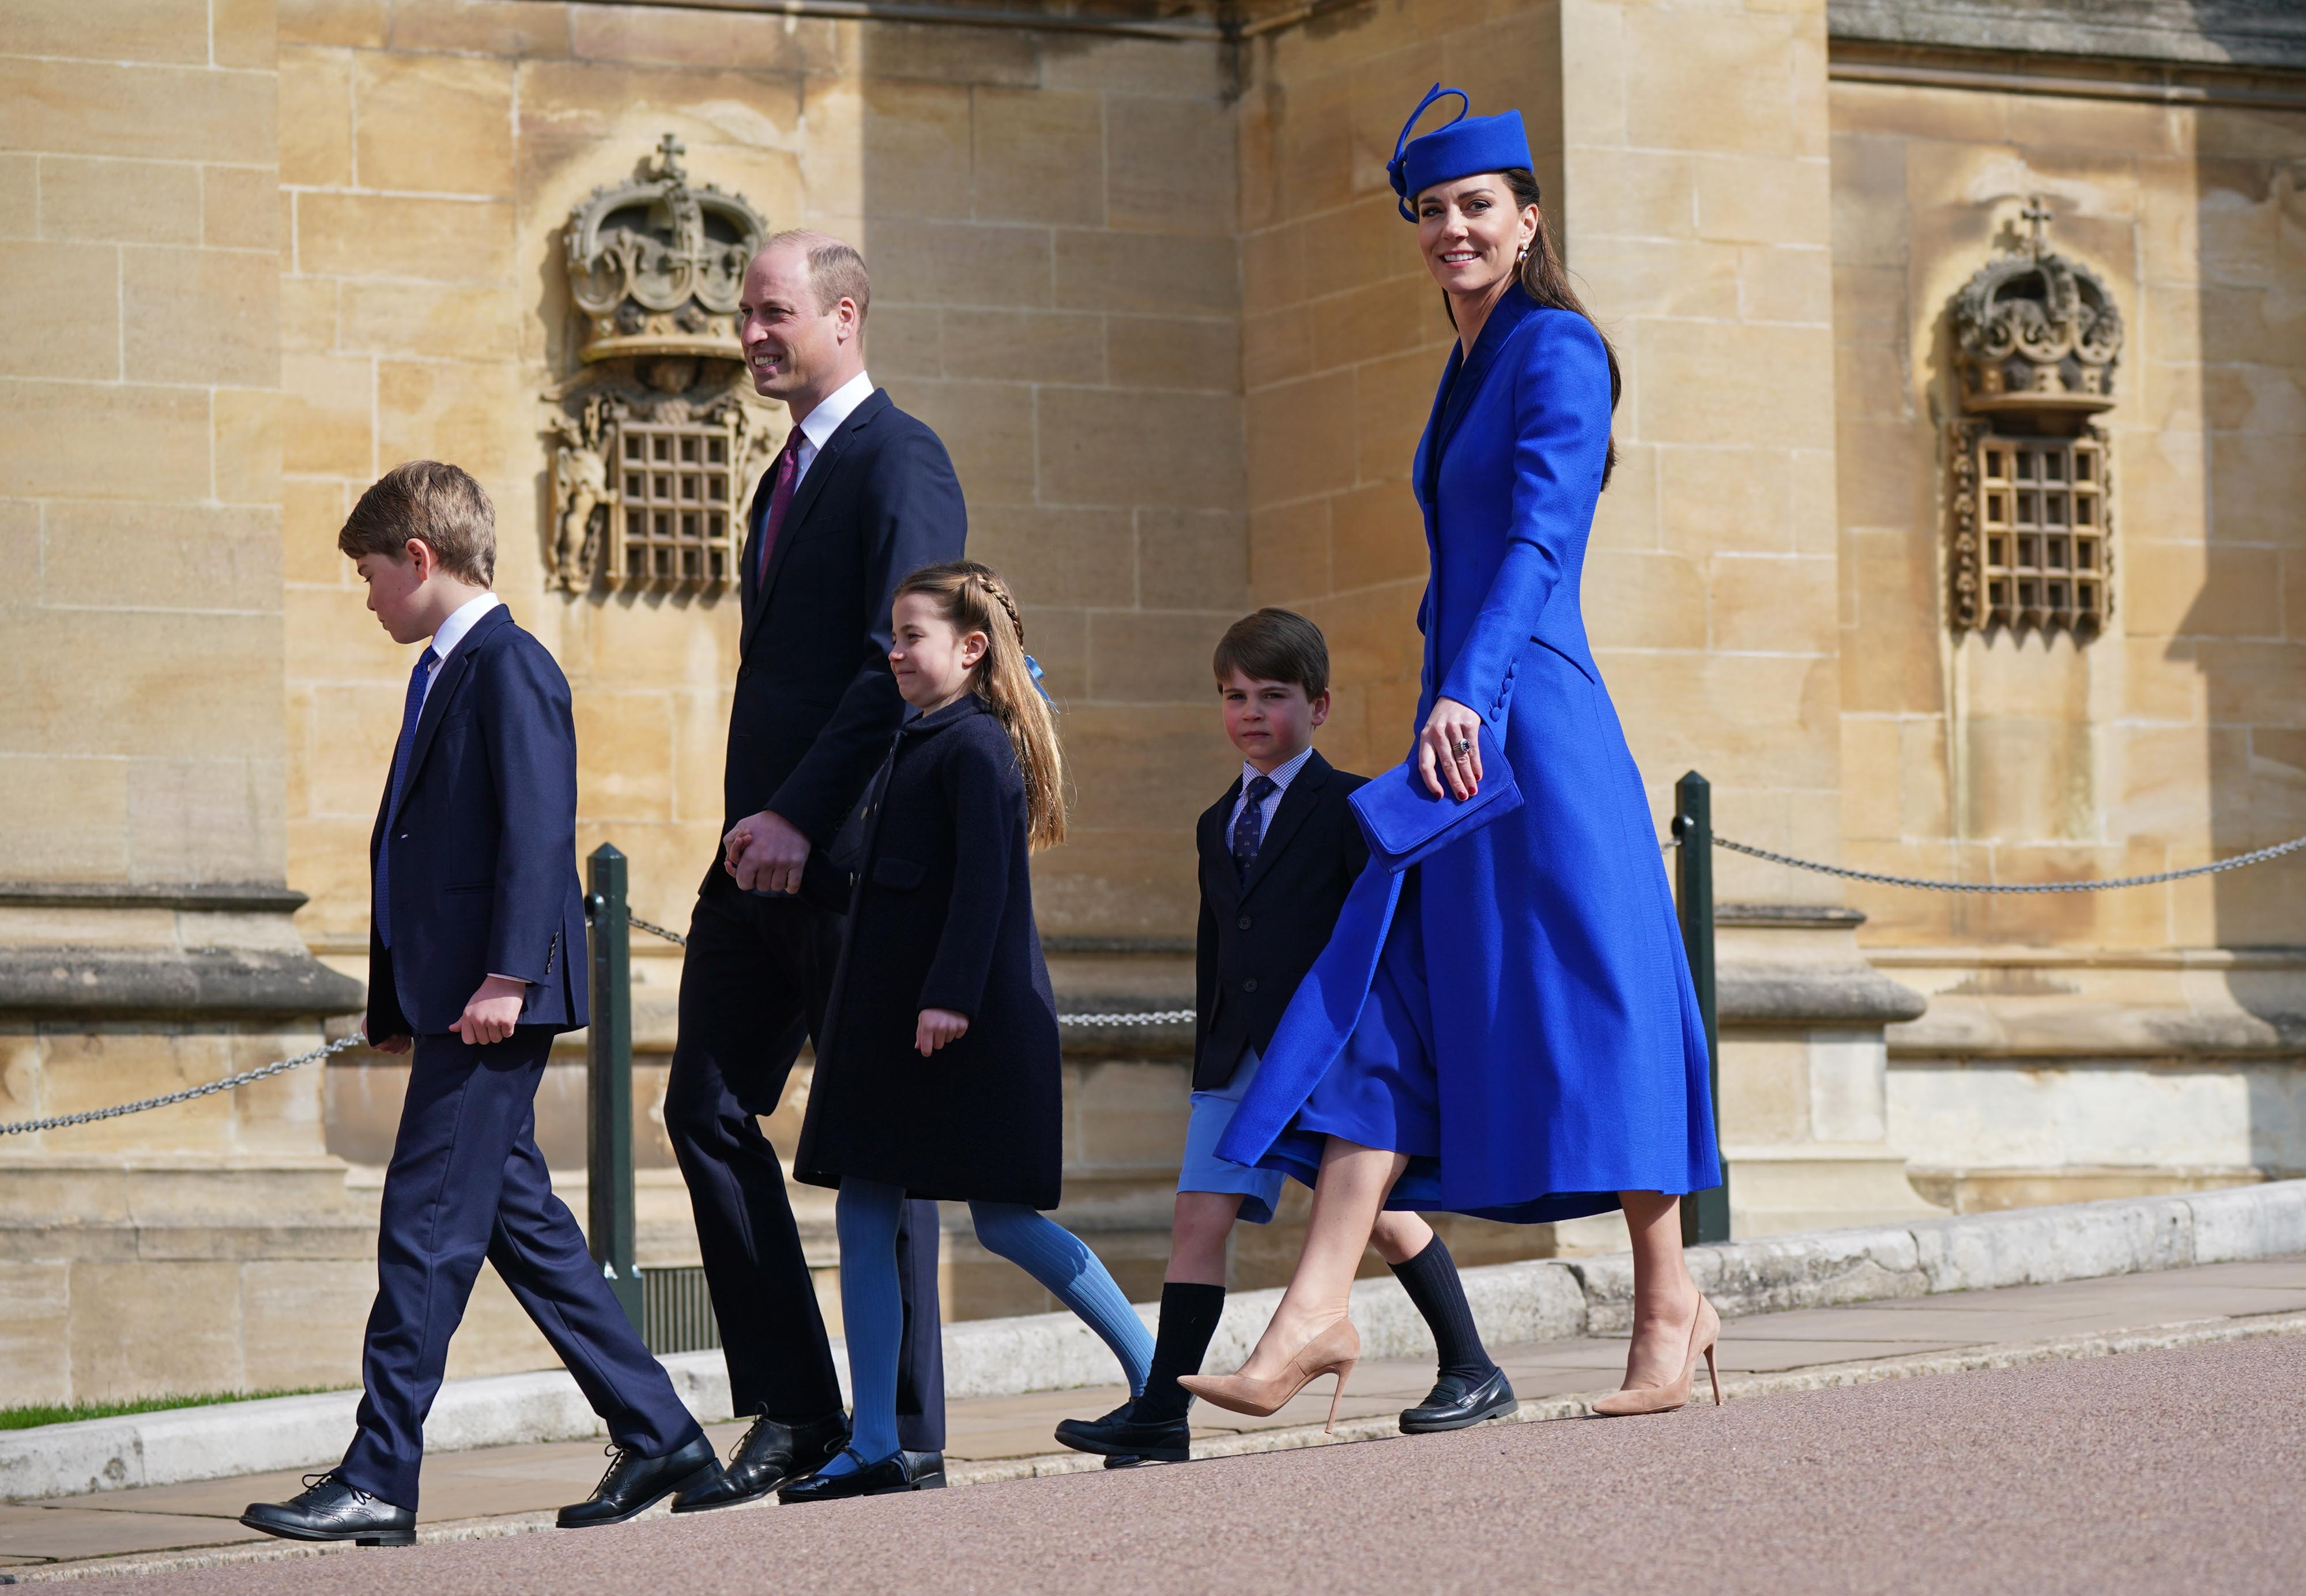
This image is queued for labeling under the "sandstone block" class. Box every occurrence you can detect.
[0,154,30,240]
[940,308,1105,386]
[297,193,514,283]
[35,157,201,245]
[2,0,209,65]
[870,220,1051,309]
[240,1261,374,1393]
[1137,508,1249,613]
[374,358,525,477]
[70,1258,246,1400]
[5,609,281,759]
[1296,199,1402,302]
[1087,610,1235,705]
[513,60,801,145]
[1710,551,1836,655]
[1624,7,1807,157]
[1327,481,1424,593]
[1105,93,1237,235]
[972,88,1104,228]
[574,691,676,825]
[122,246,278,388]
[1040,386,1245,511]
[2122,539,2281,639]
[0,242,119,381]
[1239,222,1303,318]
[0,379,210,500]
[1564,149,1697,246]
[1351,348,1440,485]
[0,1261,71,1408]
[280,352,374,478]
[41,502,281,613]
[1909,1193,2194,1293]
[1581,548,1708,651]
[0,754,129,880]
[1245,373,1355,508]
[570,4,832,71]
[835,78,970,221]
[353,52,515,198]
[0,59,276,164]
[1248,497,1331,606]
[887,377,1036,505]
[966,504,1135,609]
[201,166,280,252]
[1310,274,1430,372]
[336,281,523,362]
[384,0,568,56]
[279,0,386,47]
[852,17,1038,88]
[1242,305,1313,391]
[1637,320,1834,451]
[1054,229,1238,316]
[1106,314,1238,394]
[279,46,354,187]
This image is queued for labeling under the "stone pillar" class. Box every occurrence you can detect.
[0,0,366,1403]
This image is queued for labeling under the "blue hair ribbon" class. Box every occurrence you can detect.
[1024,652,1052,703]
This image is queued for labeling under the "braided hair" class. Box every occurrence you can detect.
[893,560,1068,851]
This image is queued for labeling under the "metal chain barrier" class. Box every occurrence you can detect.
[0,1032,368,1137]
[1715,832,2306,895]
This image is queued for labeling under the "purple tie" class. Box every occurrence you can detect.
[753,432,802,586]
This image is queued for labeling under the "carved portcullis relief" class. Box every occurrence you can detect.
[545,135,779,594]
[1944,197,2123,637]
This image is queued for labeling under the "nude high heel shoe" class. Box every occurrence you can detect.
[1178,1317,1361,1434]
[1592,1294,1721,1418]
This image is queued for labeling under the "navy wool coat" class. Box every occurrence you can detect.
[1217,286,1721,1222]
[794,694,1064,1209]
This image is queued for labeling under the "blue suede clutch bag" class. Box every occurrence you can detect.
[1348,723,1522,873]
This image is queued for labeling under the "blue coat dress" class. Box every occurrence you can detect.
[1214,285,1720,1223]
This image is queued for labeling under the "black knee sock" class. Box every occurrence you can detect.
[1131,1282,1227,1424]
[1391,1234,1495,1380]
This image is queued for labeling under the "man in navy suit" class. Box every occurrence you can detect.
[242,462,717,1548]
[664,232,968,1510]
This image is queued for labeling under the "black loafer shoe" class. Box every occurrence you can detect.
[557,1434,722,1528]
[670,1410,849,1514]
[900,1450,947,1489]
[1400,1365,1517,1433]
[1054,1401,1191,1465]
[778,1447,935,1504]
[241,1472,415,1547]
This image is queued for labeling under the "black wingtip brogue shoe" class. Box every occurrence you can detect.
[240,1473,416,1547]
[777,1446,940,1505]
[1399,1364,1517,1433]
[556,1433,722,1529]
[669,1409,848,1514]
[899,1450,947,1489]
[1054,1401,1192,1465]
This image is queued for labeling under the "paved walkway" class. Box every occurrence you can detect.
[5,1256,2304,1584]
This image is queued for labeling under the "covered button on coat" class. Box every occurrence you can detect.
[795,692,1063,1209]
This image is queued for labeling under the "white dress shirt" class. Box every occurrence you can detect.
[1228,743,1316,852]
[419,591,499,707]
[418,591,519,986]
[790,369,876,488]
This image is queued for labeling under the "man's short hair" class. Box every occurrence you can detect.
[1213,608,1329,700]
[763,228,870,323]
[337,461,496,586]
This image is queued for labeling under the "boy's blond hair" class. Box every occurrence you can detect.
[337,461,496,586]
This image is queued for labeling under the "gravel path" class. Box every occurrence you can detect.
[56,1333,2306,1596]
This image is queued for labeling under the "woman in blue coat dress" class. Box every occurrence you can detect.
[1184,88,1723,1424]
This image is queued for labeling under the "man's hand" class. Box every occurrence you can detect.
[724,809,812,896]
[1416,696,1485,800]
[372,1033,413,1056]
[915,1008,970,1057]
[454,975,527,1047]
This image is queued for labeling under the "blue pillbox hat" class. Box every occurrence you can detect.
[1386,84,1535,222]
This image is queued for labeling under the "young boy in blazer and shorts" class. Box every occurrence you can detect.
[1055,609,1514,1465]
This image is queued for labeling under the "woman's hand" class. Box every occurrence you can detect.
[1417,697,1485,800]
[915,1008,970,1057]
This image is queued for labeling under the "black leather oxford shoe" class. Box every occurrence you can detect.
[241,1473,415,1547]
[1054,1401,1191,1465]
[777,1446,939,1504]
[556,1433,722,1528]
[670,1410,848,1514]
[1400,1364,1517,1433]
[900,1450,948,1489]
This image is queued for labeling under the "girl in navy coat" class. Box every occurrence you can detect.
[786,561,1154,1500]
[1189,89,1723,1427]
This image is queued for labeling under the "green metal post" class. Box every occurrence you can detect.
[1674,772,1731,1247]
[585,844,645,1334]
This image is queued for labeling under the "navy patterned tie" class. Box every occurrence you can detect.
[374,647,438,949]
[1231,775,1277,879]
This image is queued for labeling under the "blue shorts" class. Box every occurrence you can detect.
[1177,1047,1288,1226]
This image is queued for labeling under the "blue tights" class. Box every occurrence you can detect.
[829,1177,1153,1474]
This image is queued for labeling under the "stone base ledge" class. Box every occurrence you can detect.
[7,1179,2303,1505]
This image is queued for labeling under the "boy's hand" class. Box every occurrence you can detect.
[454,975,527,1047]
[724,809,810,896]
[371,1034,413,1056]
[915,1008,970,1057]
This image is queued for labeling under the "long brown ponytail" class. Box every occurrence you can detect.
[1464,169,1622,490]
[894,560,1067,852]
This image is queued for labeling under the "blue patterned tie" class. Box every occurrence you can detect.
[374,647,438,949]
[1231,775,1277,879]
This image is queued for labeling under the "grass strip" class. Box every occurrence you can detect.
[0,1387,345,1431]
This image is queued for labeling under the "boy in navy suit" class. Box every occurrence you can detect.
[1056,609,1512,1465]
[242,462,717,1547]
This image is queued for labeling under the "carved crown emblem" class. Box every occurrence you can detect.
[563,134,768,365]
[1952,197,2123,417]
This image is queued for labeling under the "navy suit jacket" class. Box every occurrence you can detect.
[366,604,587,1039]
[722,387,967,866]
[1193,750,1370,1092]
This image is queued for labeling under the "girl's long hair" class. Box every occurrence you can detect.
[895,560,1067,852]
[1445,169,1622,490]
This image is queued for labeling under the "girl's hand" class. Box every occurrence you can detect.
[916,1008,970,1057]
[1417,697,1484,799]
